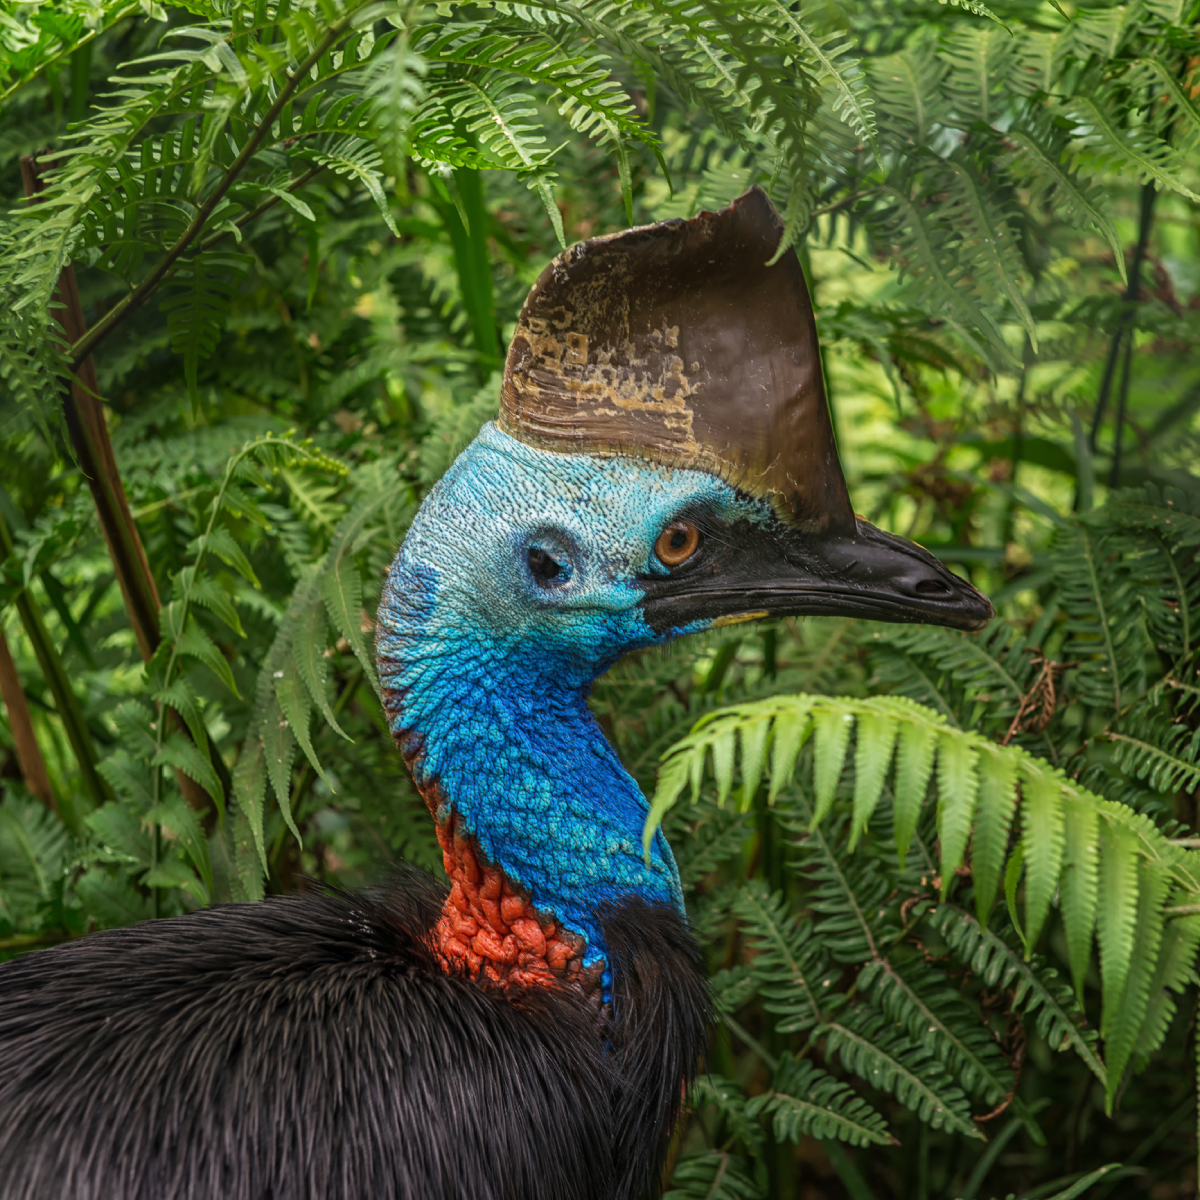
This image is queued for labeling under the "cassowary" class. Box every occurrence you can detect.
[0,188,990,1200]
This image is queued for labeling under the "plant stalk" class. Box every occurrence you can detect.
[0,512,102,829]
[20,159,232,814]
[0,627,57,812]
[1090,181,1155,456]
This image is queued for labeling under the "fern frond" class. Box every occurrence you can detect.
[820,1008,981,1137]
[867,42,947,147]
[941,25,1013,126]
[1002,120,1126,284]
[158,251,253,407]
[945,152,1036,347]
[747,1053,893,1147]
[648,690,1200,1109]
[872,175,1009,363]
[364,22,427,176]
[1054,520,1147,715]
[663,1151,761,1200]
[930,904,1106,1085]
[734,882,841,1034]
[689,1073,766,1157]
[1067,93,1200,202]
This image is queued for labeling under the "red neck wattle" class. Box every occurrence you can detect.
[417,780,604,998]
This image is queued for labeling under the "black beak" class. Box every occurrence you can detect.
[639,515,993,634]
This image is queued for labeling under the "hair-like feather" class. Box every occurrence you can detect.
[0,872,707,1200]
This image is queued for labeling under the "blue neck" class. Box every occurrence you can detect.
[377,564,683,974]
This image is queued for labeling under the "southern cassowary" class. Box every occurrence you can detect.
[0,187,990,1200]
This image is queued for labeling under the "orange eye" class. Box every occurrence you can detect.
[654,520,700,567]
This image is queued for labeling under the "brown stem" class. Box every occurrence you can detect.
[21,156,162,661]
[67,20,350,370]
[0,510,105,828]
[0,628,57,813]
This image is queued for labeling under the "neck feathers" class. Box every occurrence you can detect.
[378,562,682,991]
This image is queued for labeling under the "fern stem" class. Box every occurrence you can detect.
[68,16,355,369]
[721,1013,779,1070]
[197,163,327,255]
[1108,327,1136,490]
[1089,181,1156,458]
[821,1139,874,1200]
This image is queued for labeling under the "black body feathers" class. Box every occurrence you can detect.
[0,876,708,1200]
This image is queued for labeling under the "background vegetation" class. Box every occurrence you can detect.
[1,1,1199,1197]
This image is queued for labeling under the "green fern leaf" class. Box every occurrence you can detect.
[1068,93,1200,202]
[75,867,153,929]
[850,709,897,848]
[158,251,252,409]
[1003,122,1126,285]
[867,43,947,146]
[972,747,1017,925]
[1102,857,1169,1110]
[689,1073,765,1157]
[821,1010,982,1138]
[311,134,401,235]
[232,737,268,876]
[735,882,835,1034]
[261,692,300,845]
[86,802,152,868]
[769,708,811,802]
[1096,820,1139,1036]
[276,654,329,788]
[182,571,246,638]
[945,153,1037,349]
[711,727,736,805]
[931,904,1106,1085]
[203,526,260,587]
[894,714,938,868]
[936,731,979,894]
[293,595,351,741]
[941,25,1012,125]
[664,1151,761,1200]
[153,729,223,808]
[1061,793,1100,1000]
[147,795,213,895]
[747,1053,893,1147]
[174,618,239,696]
[320,524,379,697]
[1020,764,1065,949]
[812,706,852,825]
[153,679,212,766]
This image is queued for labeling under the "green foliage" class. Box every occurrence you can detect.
[1,0,1199,1197]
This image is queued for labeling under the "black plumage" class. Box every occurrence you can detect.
[0,872,708,1200]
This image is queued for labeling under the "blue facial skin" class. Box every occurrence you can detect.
[376,423,774,985]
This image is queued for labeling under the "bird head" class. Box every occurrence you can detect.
[381,187,990,699]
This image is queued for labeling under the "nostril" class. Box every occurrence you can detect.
[914,577,952,596]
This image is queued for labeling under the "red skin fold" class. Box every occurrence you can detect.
[419,780,605,999]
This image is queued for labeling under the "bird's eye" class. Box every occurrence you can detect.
[528,546,567,586]
[654,519,700,568]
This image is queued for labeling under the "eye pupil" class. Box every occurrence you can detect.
[655,520,700,567]
[528,547,564,584]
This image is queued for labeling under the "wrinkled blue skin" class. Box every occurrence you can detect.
[377,423,774,988]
